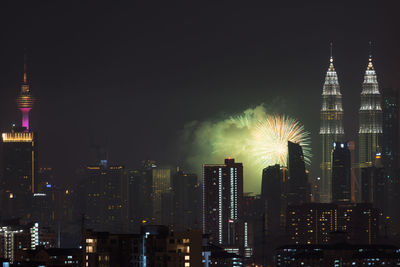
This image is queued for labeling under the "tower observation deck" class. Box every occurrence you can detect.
[16,54,34,131]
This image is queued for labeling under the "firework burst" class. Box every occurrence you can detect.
[212,113,311,171]
[185,104,312,193]
[251,114,311,168]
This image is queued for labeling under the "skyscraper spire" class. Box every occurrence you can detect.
[16,50,34,131]
[328,42,335,71]
[319,44,344,203]
[359,44,382,167]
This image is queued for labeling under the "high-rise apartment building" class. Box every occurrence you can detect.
[332,142,351,203]
[287,203,379,245]
[203,158,243,252]
[320,53,345,203]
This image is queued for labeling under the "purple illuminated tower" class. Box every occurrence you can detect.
[16,54,34,131]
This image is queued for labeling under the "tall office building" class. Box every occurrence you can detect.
[360,165,385,209]
[1,56,37,223]
[261,164,287,235]
[152,166,174,225]
[128,160,155,232]
[203,158,243,252]
[381,88,400,233]
[359,54,382,168]
[287,141,309,205]
[332,142,351,203]
[84,164,128,233]
[381,88,399,177]
[172,171,200,231]
[320,53,345,203]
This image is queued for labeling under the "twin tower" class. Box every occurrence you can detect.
[319,48,382,203]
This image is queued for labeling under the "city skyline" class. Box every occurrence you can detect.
[0,3,399,266]
[0,4,399,187]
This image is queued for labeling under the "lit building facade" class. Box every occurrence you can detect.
[83,226,202,267]
[331,142,351,203]
[275,243,400,266]
[287,203,379,245]
[0,222,56,264]
[320,55,345,203]
[203,158,243,252]
[359,55,382,168]
[152,166,174,225]
[1,128,38,223]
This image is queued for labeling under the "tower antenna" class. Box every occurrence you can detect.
[23,48,28,84]
[330,42,333,62]
[369,41,372,61]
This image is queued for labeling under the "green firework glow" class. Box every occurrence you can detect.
[183,105,312,193]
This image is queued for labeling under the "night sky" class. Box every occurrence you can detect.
[0,2,399,187]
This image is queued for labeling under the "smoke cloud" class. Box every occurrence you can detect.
[181,103,311,194]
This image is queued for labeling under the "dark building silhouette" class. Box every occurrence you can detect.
[172,170,200,231]
[381,88,400,234]
[242,194,263,262]
[360,147,386,213]
[14,248,81,266]
[128,160,155,232]
[382,88,399,178]
[332,142,351,203]
[83,164,128,233]
[203,158,243,253]
[361,165,386,211]
[261,164,287,235]
[287,141,309,205]
[1,128,38,223]
[36,167,54,193]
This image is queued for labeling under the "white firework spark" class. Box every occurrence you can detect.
[251,114,311,168]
